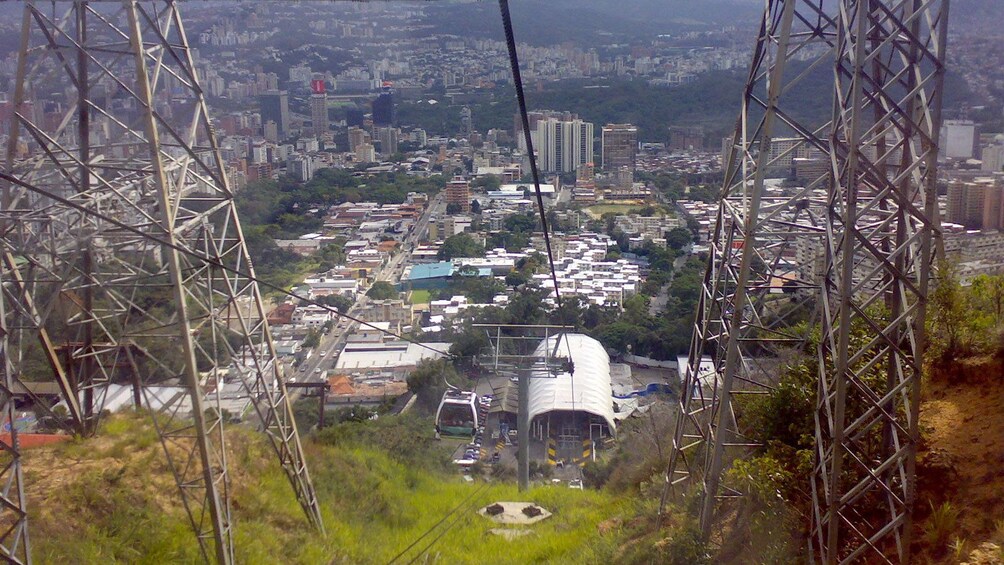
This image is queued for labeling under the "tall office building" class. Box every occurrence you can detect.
[309,78,328,135]
[601,123,638,170]
[346,108,366,128]
[536,117,594,174]
[259,90,290,138]
[372,87,395,127]
[377,127,399,156]
[460,106,473,137]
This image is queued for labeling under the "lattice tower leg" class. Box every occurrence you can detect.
[663,0,838,538]
[2,1,324,560]
[0,259,30,564]
[811,0,947,563]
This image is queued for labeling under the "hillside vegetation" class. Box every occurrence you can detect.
[24,412,632,564]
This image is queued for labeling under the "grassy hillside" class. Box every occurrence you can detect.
[24,412,633,564]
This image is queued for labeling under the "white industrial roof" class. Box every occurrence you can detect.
[528,334,616,433]
[335,341,449,370]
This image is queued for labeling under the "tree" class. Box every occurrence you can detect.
[406,358,459,413]
[317,294,354,313]
[437,233,485,260]
[367,281,399,300]
[928,261,967,361]
[666,227,692,250]
[448,327,490,372]
[504,212,538,233]
[470,199,482,214]
[472,176,501,191]
[446,202,463,215]
[314,242,347,270]
[303,329,321,349]
[505,269,529,289]
[451,271,505,303]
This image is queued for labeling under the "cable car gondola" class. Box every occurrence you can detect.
[435,390,479,438]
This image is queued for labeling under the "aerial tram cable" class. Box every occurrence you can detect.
[498,0,579,443]
[497,0,564,314]
[384,481,490,565]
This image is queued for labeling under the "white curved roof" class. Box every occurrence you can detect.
[527,333,616,433]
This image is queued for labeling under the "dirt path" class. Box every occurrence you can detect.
[915,356,1004,562]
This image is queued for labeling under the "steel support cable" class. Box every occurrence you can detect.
[497,0,563,313]
[401,482,491,565]
[0,171,451,358]
[497,0,577,426]
[384,481,489,565]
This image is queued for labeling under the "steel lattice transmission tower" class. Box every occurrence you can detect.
[1,1,323,562]
[664,0,948,562]
[0,285,29,563]
[811,0,947,562]
[663,0,839,534]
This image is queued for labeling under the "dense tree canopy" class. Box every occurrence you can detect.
[437,233,486,260]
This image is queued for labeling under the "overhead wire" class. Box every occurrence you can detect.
[0,171,452,359]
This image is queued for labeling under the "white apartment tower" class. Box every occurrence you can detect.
[535,118,594,174]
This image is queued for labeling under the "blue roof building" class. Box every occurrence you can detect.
[400,261,456,290]
[398,261,493,291]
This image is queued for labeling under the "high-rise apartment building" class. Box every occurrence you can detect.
[309,78,328,135]
[536,117,594,174]
[259,90,290,138]
[601,124,638,171]
[984,184,1003,231]
[372,88,395,127]
[668,125,705,151]
[947,179,996,229]
[348,127,369,153]
[445,176,471,213]
[514,110,577,152]
[982,138,1004,172]
[355,143,376,163]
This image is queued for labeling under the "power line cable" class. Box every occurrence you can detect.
[0,171,452,358]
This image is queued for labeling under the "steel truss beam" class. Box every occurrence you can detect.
[663,0,839,534]
[2,1,323,562]
[811,0,947,563]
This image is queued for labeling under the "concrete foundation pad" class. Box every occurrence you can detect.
[478,501,552,525]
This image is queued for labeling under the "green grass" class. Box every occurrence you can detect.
[584,203,643,218]
[410,289,432,305]
[27,413,628,564]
